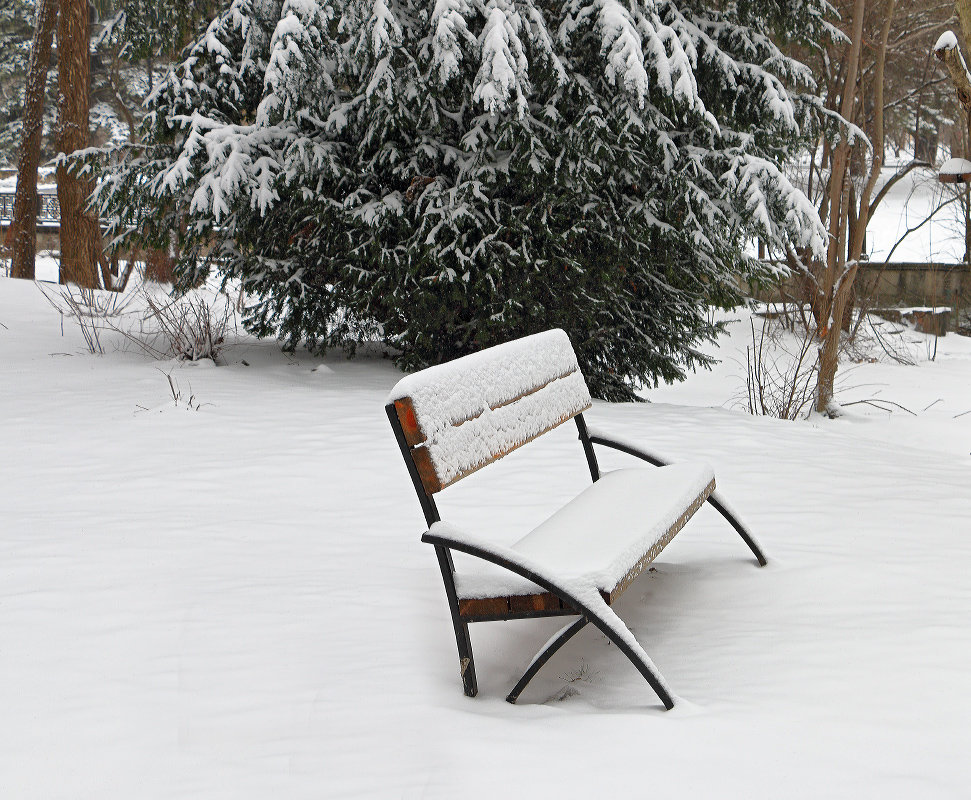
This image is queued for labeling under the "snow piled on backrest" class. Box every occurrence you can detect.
[388,329,592,489]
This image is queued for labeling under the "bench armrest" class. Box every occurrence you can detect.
[583,424,673,468]
[423,522,577,600]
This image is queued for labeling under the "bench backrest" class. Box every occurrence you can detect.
[388,329,592,495]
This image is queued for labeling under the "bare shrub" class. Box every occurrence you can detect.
[37,278,237,362]
[744,317,818,420]
[161,370,208,410]
[38,282,138,354]
[135,290,235,363]
[135,370,210,413]
[844,313,920,366]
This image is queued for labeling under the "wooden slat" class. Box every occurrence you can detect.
[393,397,427,447]
[395,367,591,496]
[394,368,591,495]
[418,403,588,495]
[457,596,509,619]
[397,368,582,444]
[509,592,563,615]
[458,592,576,621]
[409,444,444,495]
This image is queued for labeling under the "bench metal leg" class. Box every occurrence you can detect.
[706,490,767,566]
[424,531,675,709]
[433,545,478,697]
[453,620,477,697]
[507,617,588,704]
[581,596,674,710]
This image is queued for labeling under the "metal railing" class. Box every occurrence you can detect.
[0,192,61,224]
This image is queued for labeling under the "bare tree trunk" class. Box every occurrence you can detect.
[955,0,971,44]
[9,0,58,281]
[56,0,101,288]
[815,0,867,414]
[934,37,971,113]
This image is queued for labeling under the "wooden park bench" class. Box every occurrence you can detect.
[386,329,766,709]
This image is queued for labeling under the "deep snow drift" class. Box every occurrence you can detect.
[1,276,970,798]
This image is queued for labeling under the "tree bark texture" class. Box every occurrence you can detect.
[9,0,58,281]
[955,0,971,47]
[815,0,897,415]
[56,0,100,288]
[816,0,868,414]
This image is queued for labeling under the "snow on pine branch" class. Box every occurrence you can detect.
[428,0,474,83]
[801,94,871,151]
[723,153,827,259]
[473,0,530,117]
[360,0,403,102]
[161,113,284,219]
[663,4,810,130]
[259,0,335,125]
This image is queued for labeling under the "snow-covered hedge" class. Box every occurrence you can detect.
[95,0,833,400]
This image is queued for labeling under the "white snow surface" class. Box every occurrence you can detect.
[850,160,969,263]
[934,30,959,51]
[938,157,971,176]
[3,278,971,797]
[450,463,714,598]
[389,328,592,487]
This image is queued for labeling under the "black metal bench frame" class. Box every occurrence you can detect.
[387,403,767,709]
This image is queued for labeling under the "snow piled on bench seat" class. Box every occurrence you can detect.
[514,465,715,594]
[448,464,714,599]
[388,329,592,488]
[453,562,545,600]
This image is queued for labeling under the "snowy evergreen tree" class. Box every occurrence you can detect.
[96,0,833,400]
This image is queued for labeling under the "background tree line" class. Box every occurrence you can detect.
[2,0,969,410]
[2,0,216,286]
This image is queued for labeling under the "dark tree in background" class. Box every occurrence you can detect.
[9,0,56,281]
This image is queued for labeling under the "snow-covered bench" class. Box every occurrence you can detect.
[386,329,766,709]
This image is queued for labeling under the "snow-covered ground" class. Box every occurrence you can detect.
[2,277,971,798]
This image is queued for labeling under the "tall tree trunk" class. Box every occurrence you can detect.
[56,0,100,288]
[9,0,58,281]
[816,0,896,414]
[815,0,867,414]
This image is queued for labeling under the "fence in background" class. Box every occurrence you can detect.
[0,191,60,226]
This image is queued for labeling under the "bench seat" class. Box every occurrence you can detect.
[452,464,715,621]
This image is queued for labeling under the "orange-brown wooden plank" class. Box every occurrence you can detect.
[393,397,428,447]
[509,592,563,615]
[457,596,509,619]
[426,405,588,494]
[409,445,443,495]
[398,368,592,496]
[395,369,588,449]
